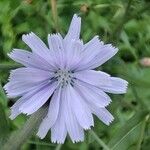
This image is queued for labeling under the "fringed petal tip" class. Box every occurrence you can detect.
[107,44,119,58]
[73,13,81,20]
[7,52,12,58]
[51,137,84,144]
[7,50,17,60]
[124,80,129,92]
[36,131,46,140]
[9,113,19,120]
[106,116,114,126]
[111,46,119,56]
[72,139,84,144]
[22,31,34,40]
[7,48,24,57]
[19,110,31,116]
[48,33,62,38]
[64,14,81,41]
[18,107,33,116]
[9,110,19,120]
[3,84,7,92]
[3,85,13,99]
[51,140,65,144]
[3,84,20,99]
[102,77,128,94]
[7,48,18,57]
[117,79,128,94]
[83,124,94,130]
[105,99,112,108]
[9,114,15,120]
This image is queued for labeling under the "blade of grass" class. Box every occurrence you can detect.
[136,115,149,150]
[108,110,149,148]
[90,130,111,150]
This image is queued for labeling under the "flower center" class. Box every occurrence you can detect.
[54,69,73,87]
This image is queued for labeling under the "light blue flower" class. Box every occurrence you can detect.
[4,14,128,143]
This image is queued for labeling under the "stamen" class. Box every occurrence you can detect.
[54,69,75,87]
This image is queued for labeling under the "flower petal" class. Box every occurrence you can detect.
[65,40,83,69]
[92,107,114,125]
[64,14,81,42]
[73,70,111,88]
[75,80,111,108]
[8,49,55,71]
[9,67,53,82]
[51,88,67,144]
[4,68,51,98]
[48,34,65,68]
[74,82,114,125]
[101,77,128,94]
[9,82,50,119]
[75,36,102,65]
[75,37,118,70]
[37,87,61,139]
[4,81,43,98]
[68,84,94,129]
[22,32,53,61]
[63,85,84,143]
[19,82,58,115]
[51,117,67,144]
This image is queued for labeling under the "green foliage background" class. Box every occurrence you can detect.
[0,0,150,149]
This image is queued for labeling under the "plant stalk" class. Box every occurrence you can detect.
[2,105,48,150]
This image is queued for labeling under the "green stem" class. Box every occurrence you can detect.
[90,130,111,150]
[55,144,62,150]
[2,105,48,150]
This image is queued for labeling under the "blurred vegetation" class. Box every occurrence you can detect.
[0,0,150,150]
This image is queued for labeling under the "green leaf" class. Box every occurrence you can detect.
[0,63,21,70]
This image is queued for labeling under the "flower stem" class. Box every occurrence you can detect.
[90,130,111,150]
[55,144,62,150]
[2,105,48,150]
[50,0,59,32]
